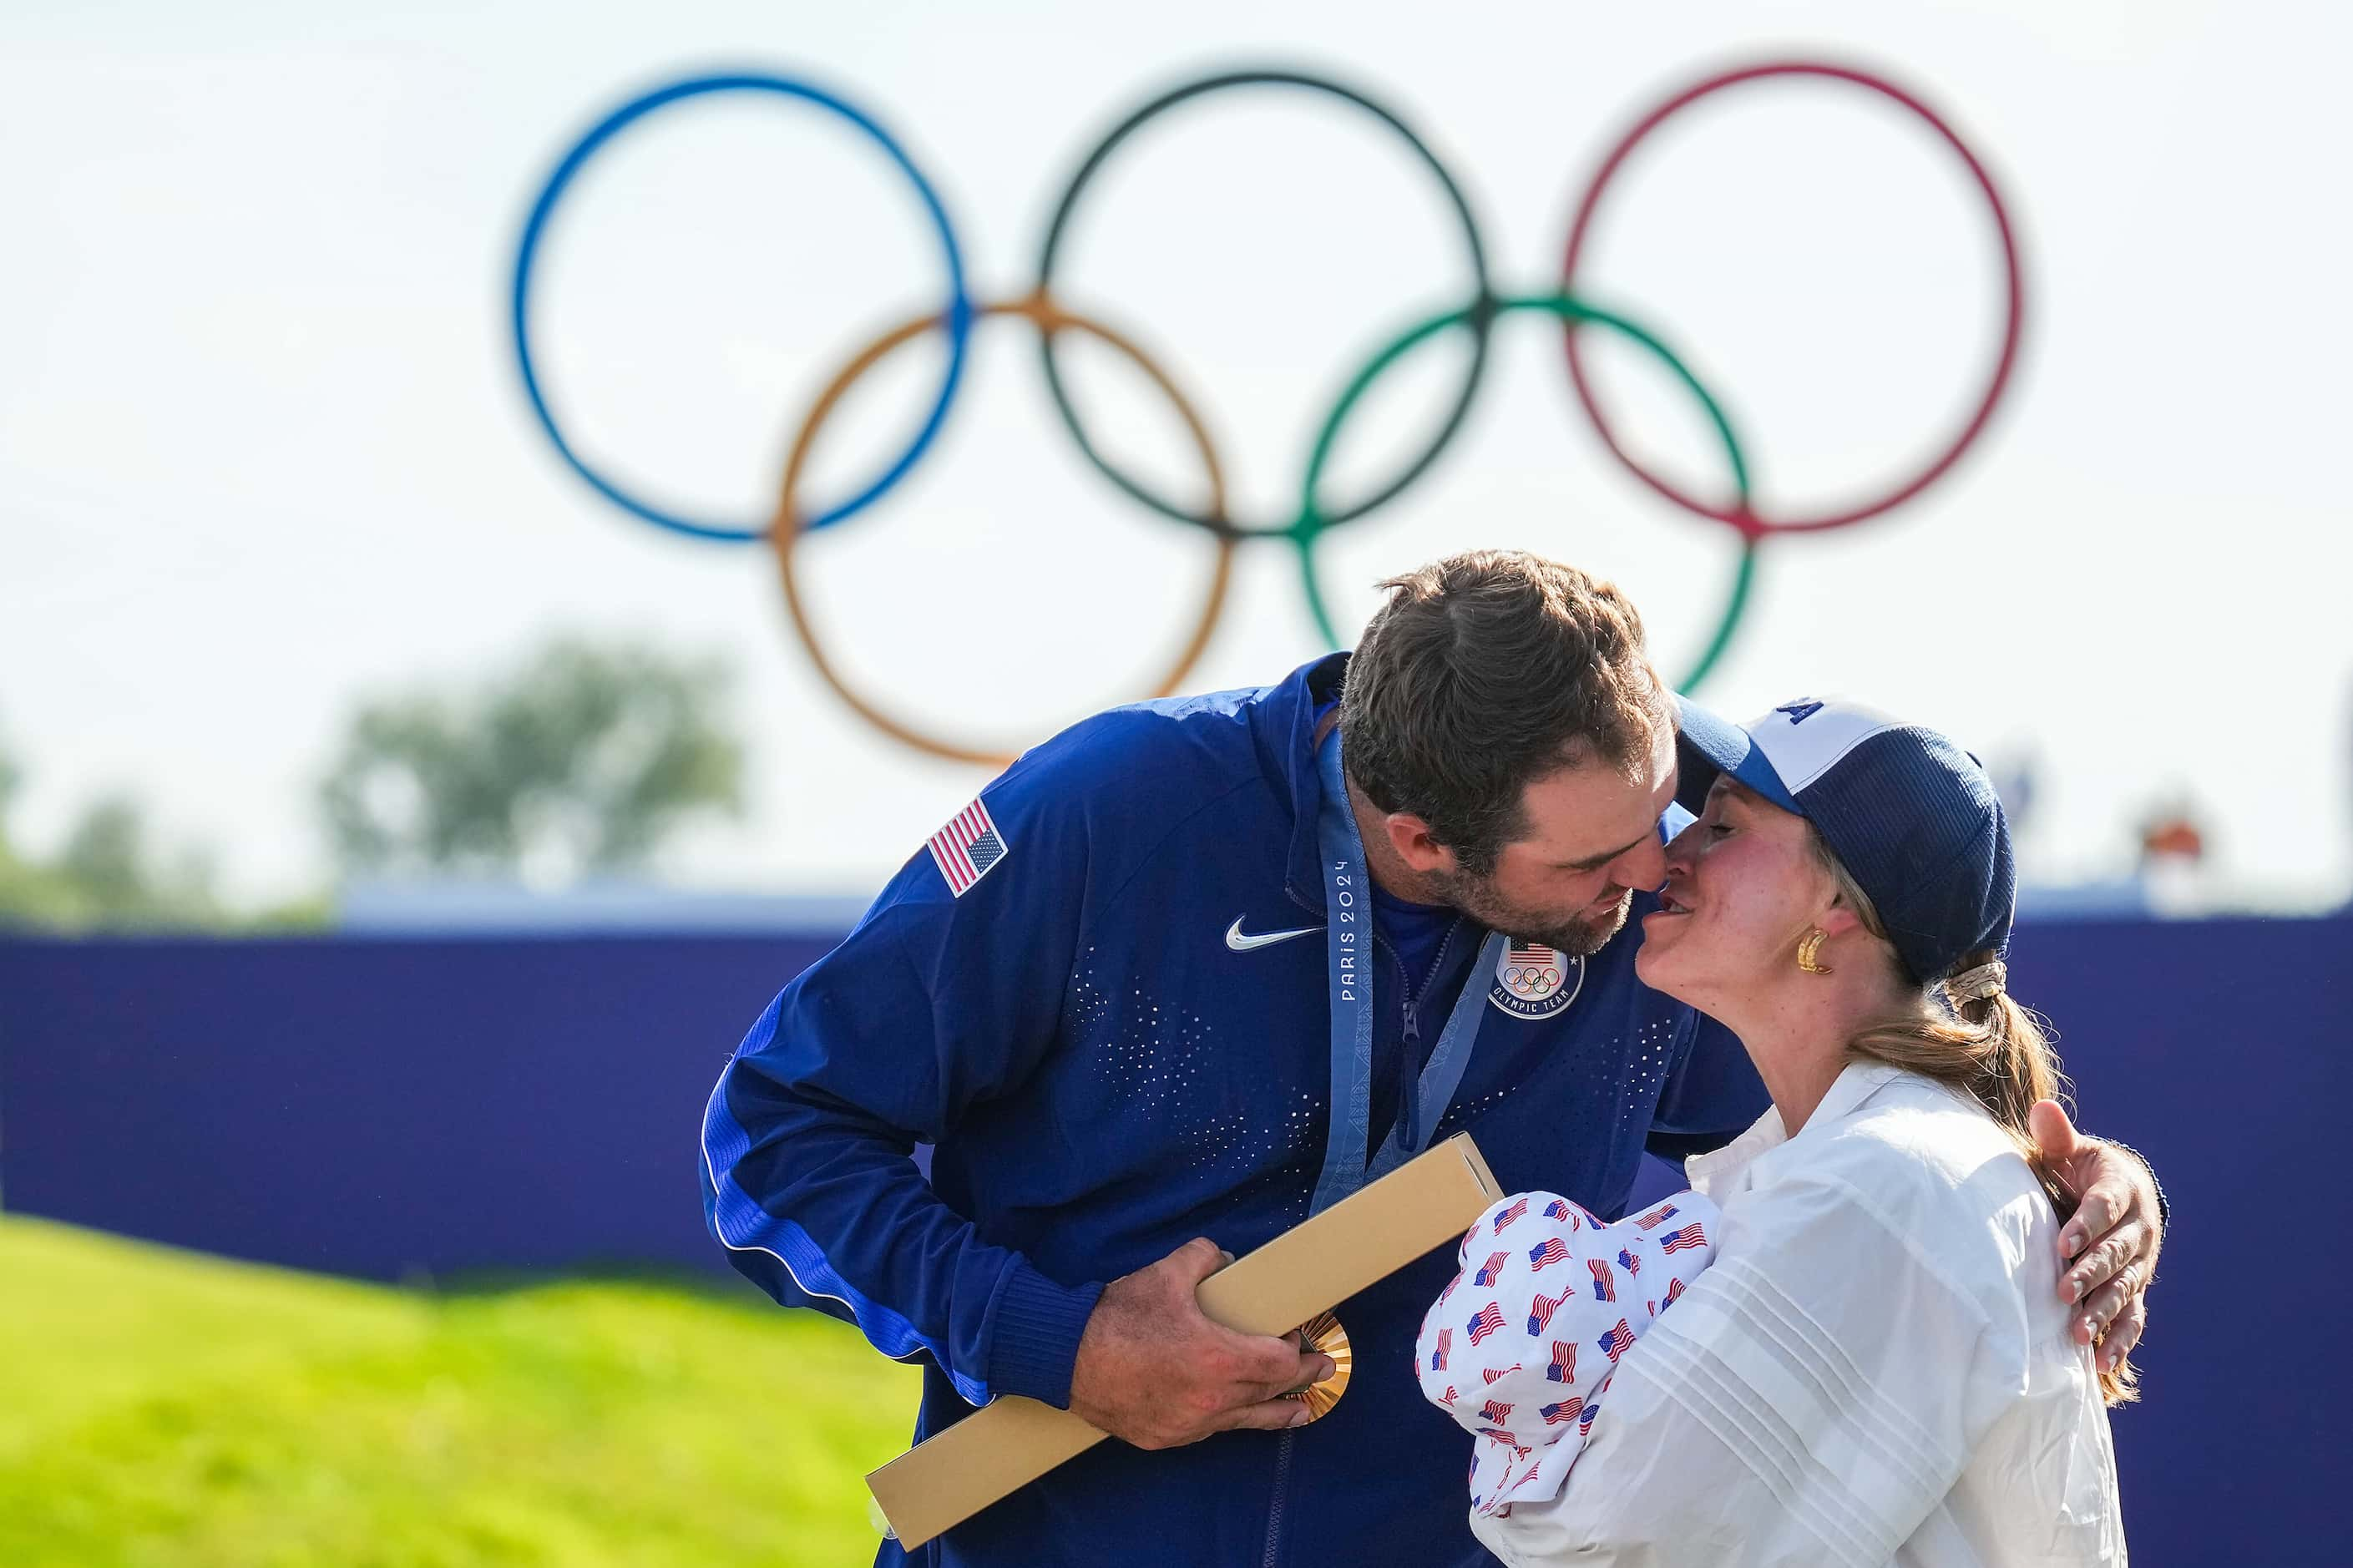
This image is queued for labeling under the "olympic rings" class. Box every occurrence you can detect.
[1559,60,2025,537]
[1505,964,1562,995]
[1292,291,1758,692]
[769,293,1238,768]
[1035,68,1494,539]
[511,72,974,543]
[510,58,2026,761]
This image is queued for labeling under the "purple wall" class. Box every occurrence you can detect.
[0,933,830,1280]
[3,914,2345,1560]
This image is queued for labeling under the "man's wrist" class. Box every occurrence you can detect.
[983,1259,1106,1410]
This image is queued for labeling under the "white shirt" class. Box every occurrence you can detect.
[1470,1062,2125,1567]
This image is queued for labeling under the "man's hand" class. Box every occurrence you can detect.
[1068,1237,1334,1450]
[2029,1100,2162,1370]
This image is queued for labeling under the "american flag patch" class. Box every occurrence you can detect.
[1480,1399,1515,1425]
[1617,1247,1641,1277]
[1546,1339,1576,1383]
[1597,1319,1635,1362]
[1578,1400,1601,1436]
[1467,1302,1505,1345]
[1474,1250,1510,1287]
[1492,1197,1531,1234]
[1634,1204,1680,1230]
[1482,1363,1522,1385]
[1541,1398,1581,1427]
[1541,1198,1576,1224]
[1658,1222,1708,1254]
[925,798,1010,897]
[1587,1257,1616,1302]
[1431,1327,1452,1371]
[1526,1289,1568,1335]
[1528,1237,1569,1271]
[1662,1277,1687,1309]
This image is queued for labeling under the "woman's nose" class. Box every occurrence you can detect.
[1660,822,1700,880]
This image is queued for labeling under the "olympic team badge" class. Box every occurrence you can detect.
[1489,941,1582,1019]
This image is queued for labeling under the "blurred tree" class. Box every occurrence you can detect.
[318,639,744,883]
[0,722,230,932]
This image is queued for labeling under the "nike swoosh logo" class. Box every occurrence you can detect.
[1225,917,1323,953]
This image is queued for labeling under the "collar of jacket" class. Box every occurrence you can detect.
[1247,650,1353,913]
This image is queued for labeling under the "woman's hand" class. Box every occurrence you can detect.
[2029,1100,2161,1370]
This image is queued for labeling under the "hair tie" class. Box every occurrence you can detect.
[1945,960,2007,1004]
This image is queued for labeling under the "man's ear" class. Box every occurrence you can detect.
[1383,812,1457,876]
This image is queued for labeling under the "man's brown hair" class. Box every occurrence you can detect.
[1339,550,1672,875]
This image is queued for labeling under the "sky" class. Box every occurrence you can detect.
[3,0,2348,909]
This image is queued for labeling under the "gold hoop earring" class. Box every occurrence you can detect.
[1796,929,1833,975]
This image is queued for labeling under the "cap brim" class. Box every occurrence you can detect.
[1673,695,1800,816]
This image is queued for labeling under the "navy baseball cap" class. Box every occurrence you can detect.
[1672,695,2016,985]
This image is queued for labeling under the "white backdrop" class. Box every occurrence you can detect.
[3,0,2346,905]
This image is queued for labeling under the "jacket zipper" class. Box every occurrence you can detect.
[1261,1429,1295,1568]
[1396,917,1466,1049]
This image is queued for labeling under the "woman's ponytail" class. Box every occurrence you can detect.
[1814,848,2141,1407]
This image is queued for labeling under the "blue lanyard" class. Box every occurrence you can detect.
[1308,728,1504,1215]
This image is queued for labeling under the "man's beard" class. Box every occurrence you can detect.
[1428,868,1635,958]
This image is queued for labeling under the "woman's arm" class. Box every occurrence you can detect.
[1473,1172,2011,1568]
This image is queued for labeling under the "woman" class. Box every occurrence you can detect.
[1434,697,2129,1565]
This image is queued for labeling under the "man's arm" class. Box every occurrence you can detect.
[700,832,1101,1409]
[701,743,1323,1439]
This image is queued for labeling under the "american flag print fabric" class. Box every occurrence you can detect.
[1467,1302,1506,1346]
[925,797,1010,896]
[1414,1186,1722,1519]
[1658,1222,1708,1254]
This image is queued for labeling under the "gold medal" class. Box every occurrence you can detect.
[1282,1310,1353,1423]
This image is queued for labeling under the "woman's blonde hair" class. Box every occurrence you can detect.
[1812,836,2139,1407]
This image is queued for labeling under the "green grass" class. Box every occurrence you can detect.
[0,1215,923,1566]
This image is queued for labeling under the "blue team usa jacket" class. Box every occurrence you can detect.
[700,654,1767,1567]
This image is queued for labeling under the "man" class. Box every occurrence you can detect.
[701,551,2160,1566]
